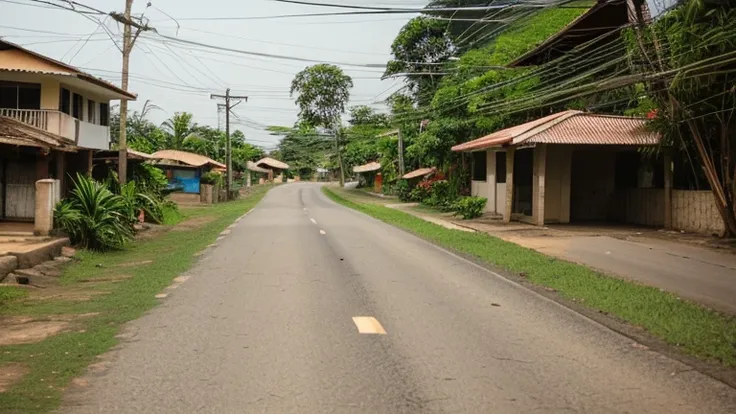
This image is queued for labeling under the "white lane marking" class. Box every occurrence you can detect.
[352,317,387,334]
[310,218,317,225]
[319,230,326,235]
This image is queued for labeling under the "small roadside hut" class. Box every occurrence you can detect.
[150,150,225,194]
[353,161,382,192]
[245,161,269,187]
[402,167,436,182]
[92,149,153,182]
[255,157,290,183]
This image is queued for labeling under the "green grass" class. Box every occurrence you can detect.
[0,185,272,413]
[323,186,736,368]
[0,286,28,306]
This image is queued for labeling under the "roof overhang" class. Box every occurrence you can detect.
[353,161,381,173]
[453,110,661,152]
[0,116,77,151]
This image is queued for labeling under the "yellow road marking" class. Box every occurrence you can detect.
[352,317,387,334]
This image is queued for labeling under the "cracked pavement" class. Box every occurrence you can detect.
[62,183,736,413]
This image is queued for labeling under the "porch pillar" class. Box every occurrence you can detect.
[246,170,252,187]
[86,150,94,176]
[664,149,673,229]
[486,150,496,213]
[504,148,515,223]
[34,179,56,236]
[54,151,65,194]
[533,144,547,226]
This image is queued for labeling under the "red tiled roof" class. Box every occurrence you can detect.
[452,110,660,152]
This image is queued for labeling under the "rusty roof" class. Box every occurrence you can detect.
[402,167,436,180]
[452,110,660,152]
[353,161,381,173]
[0,40,136,100]
[0,116,77,151]
[151,150,226,169]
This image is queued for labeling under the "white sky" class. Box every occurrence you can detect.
[1,0,424,150]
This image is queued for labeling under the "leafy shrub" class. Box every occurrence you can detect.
[452,196,487,220]
[201,171,223,186]
[117,181,164,225]
[396,179,412,201]
[424,180,456,211]
[132,163,168,197]
[409,185,429,202]
[55,174,134,251]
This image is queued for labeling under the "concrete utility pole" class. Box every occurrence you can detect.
[211,89,248,199]
[397,129,405,177]
[111,0,150,184]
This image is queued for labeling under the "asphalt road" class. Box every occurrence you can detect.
[63,183,736,413]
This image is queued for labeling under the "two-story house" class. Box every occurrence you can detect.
[0,39,135,222]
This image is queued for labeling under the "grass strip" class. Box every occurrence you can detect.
[323,186,736,367]
[0,185,271,413]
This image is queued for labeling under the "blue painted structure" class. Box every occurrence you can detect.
[164,167,201,194]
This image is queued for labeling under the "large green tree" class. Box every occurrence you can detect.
[290,64,353,186]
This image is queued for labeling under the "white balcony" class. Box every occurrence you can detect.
[0,108,110,150]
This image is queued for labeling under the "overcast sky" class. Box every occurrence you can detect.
[1,0,424,150]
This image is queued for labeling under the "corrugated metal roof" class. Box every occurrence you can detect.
[353,161,381,173]
[151,150,226,169]
[256,157,289,170]
[402,167,436,180]
[452,111,578,152]
[0,116,76,150]
[527,114,660,145]
[452,110,660,152]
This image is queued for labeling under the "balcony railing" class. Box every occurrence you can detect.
[0,108,110,150]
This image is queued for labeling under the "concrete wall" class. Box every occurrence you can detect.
[672,190,725,235]
[471,180,488,199]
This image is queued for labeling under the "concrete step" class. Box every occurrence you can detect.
[11,270,59,288]
[7,238,70,269]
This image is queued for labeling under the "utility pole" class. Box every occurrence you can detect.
[397,129,405,177]
[335,127,345,187]
[110,1,150,184]
[211,89,248,199]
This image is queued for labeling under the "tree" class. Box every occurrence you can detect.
[290,64,353,186]
[161,112,197,150]
[627,0,736,236]
[384,17,456,105]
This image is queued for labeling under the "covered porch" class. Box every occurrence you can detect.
[453,110,666,228]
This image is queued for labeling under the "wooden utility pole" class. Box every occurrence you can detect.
[111,1,150,184]
[211,89,248,199]
[335,128,345,187]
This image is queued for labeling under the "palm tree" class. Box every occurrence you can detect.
[161,112,198,150]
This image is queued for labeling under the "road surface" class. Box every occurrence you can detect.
[63,183,736,413]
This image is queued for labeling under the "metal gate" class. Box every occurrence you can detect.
[1,159,35,220]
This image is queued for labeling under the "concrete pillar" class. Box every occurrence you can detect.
[268,169,274,183]
[504,148,515,223]
[533,144,547,226]
[486,150,496,213]
[664,150,673,229]
[34,179,57,236]
[246,170,252,187]
[54,151,65,193]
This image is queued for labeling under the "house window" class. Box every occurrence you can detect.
[88,100,96,123]
[60,88,71,114]
[472,151,487,181]
[496,151,506,183]
[99,103,109,126]
[72,93,83,120]
[0,82,41,109]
